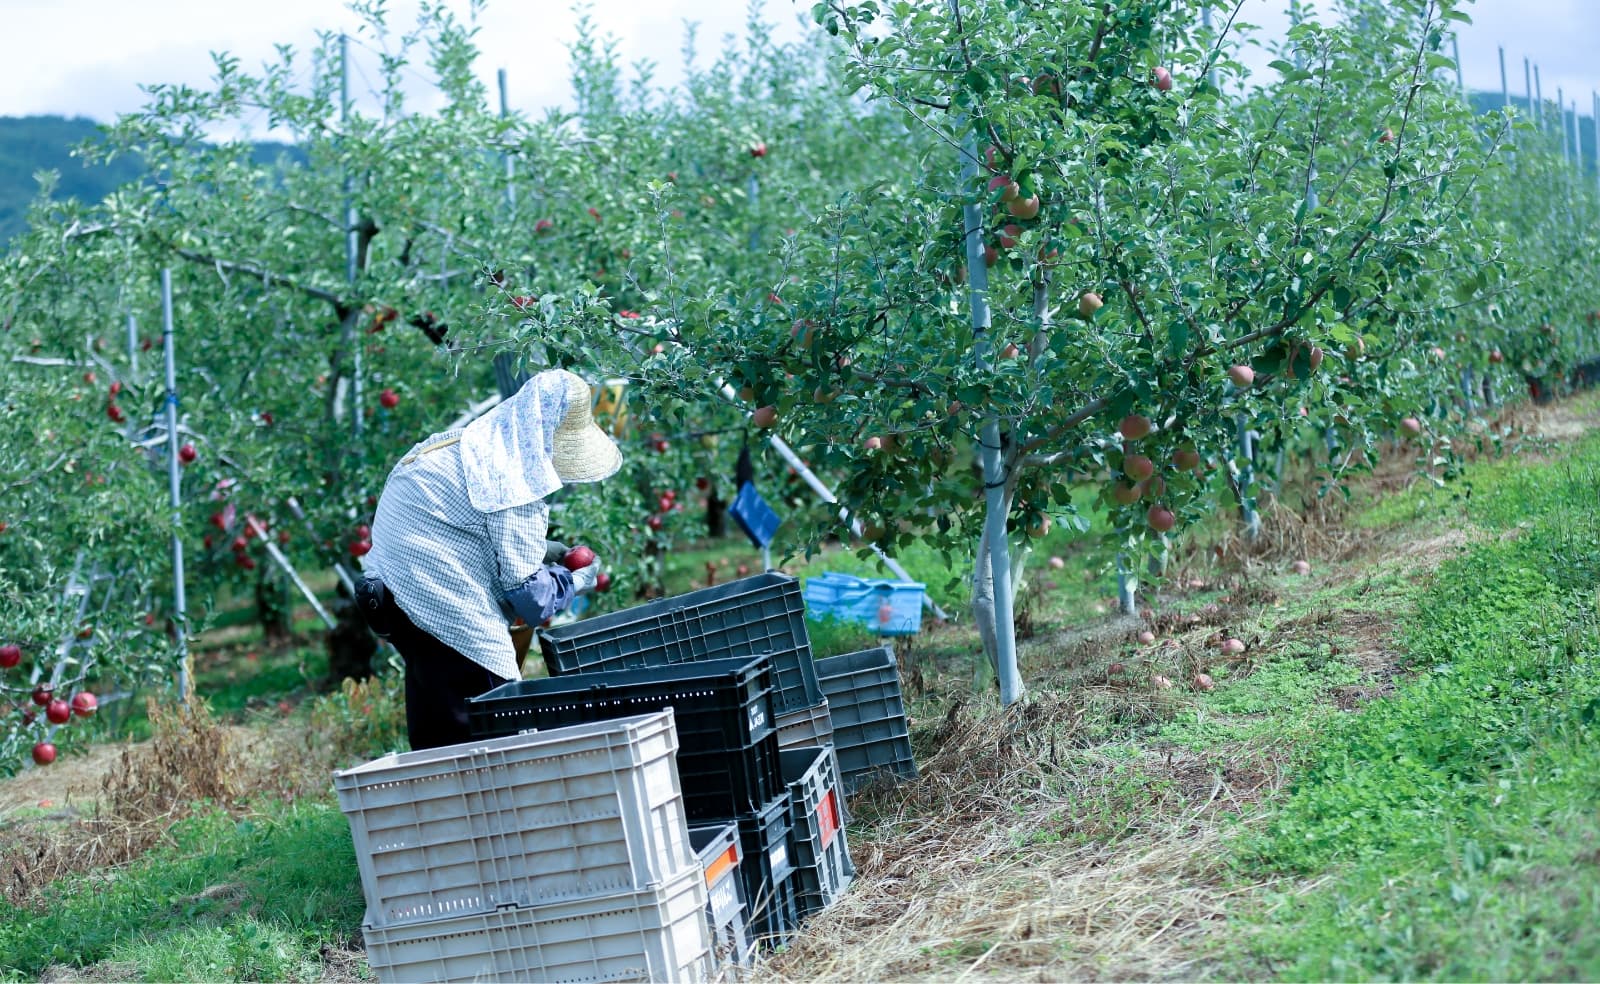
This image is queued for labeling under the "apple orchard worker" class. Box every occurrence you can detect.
[355,368,620,750]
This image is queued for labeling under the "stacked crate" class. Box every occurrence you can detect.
[335,711,711,984]
[470,652,798,951]
[815,646,919,795]
[779,747,854,916]
[688,823,752,968]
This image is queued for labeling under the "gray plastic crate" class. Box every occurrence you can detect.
[537,572,822,715]
[774,698,833,750]
[689,823,755,973]
[815,647,918,795]
[335,711,696,927]
[361,865,711,984]
[780,746,855,916]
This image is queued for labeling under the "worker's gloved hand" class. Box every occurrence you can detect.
[542,541,569,565]
[568,557,605,595]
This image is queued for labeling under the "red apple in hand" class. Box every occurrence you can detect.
[32,742,56,766]
[71,692,97,717]
[45,699,71,725]
[0,643,20,668]
[561,545,597,571]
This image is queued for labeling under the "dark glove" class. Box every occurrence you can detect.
[543,541,569,565]
[354,577,393,638]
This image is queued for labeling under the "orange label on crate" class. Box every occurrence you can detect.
[704,843,739,887]
[819,789,841,848]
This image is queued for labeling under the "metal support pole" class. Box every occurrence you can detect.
[125,312,138,375]
[497,68,515,208]
[1498,47,1509,112]
[1534,64,1543,130]
[342,34,363,440]
[953,97,1020,704]
[1558,87,1570,166]
[1450,33,1463,95]
[747,174,761,253]
[1116,550,1136,616]
[160,269,189,703]
[244,515,336,630]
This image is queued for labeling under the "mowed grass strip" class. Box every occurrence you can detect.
[1225,429,1600,981]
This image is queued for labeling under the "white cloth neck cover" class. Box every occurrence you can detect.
[458,370,569,512]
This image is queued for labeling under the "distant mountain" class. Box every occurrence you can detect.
[0,115,304,249]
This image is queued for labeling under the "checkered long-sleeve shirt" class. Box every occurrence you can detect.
[364,428,552,681]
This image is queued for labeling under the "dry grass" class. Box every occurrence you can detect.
[1,698,246,909]
[752,694,1278,982]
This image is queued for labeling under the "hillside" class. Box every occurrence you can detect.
[0,115,302,248]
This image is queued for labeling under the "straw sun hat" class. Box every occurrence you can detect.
[550,369,623,484]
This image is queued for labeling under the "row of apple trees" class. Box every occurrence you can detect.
[1,0,1596,767]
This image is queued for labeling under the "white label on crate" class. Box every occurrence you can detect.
[769,843,789,873]
[710,879,736,916]
[748,703,767,735]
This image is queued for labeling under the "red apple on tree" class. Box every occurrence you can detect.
[1124,454,1155,482]
[45,698,71,725]
[1147,505,1176,532]
[864,436,883,451]
[997,224,1022,249]
[1153,67,1173,91]
[1111,481,1142,506]
[646,515,664,532]
[349,540,372,558]
[31,686,52,707]
[178,443,198,465]
[987,175,1020,201]
[751,406,778,428]
[1173,446,1201,471]
[1119,414,1152,440]
[106,403,125,423]
[534,218,554,235]
[0,643,20,668]
[32,742,56,766]
[1078,292,1103,318]
[1007,195,1040,220]
[379,388,400,409]
[749,141,767,158]
[1228,364,1254,387]
[1489,349,1504,364]
[1400,417,1423,436]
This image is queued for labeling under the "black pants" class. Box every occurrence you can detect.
[355,578,510,751]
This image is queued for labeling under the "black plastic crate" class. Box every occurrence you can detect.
[815,647,918,795]
[735,792,796,944]
[747,868,801,952]
[538,573,822,715]
[469,656,783,820]
[780,747,854,917]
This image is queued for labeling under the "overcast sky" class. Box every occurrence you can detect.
[2,1,1596,132]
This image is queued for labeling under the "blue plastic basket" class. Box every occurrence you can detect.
[802,572,925,636]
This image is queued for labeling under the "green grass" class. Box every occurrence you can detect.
[0,800,365,982]
[1223,428,1600,981]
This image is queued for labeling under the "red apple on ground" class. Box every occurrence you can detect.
[1153,67,1173,91]
[1192,672,1216,692]
[1147,505,1176,532]
[1221,638,1246,655]
[45,699,71,725]
[1079,292,1103,319]
[0,643,20,668]
[1124,454,1155,482]
[1107,661,1127,676]
[1048,556,1066,569]
[1137,630,1156,645]
[1291,560,1311,575]
[1151,673,1174,690]
[1228,364,1255,388]
[379,389,400,409]
[1119,414,1152,440]
[32,742,56,766]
